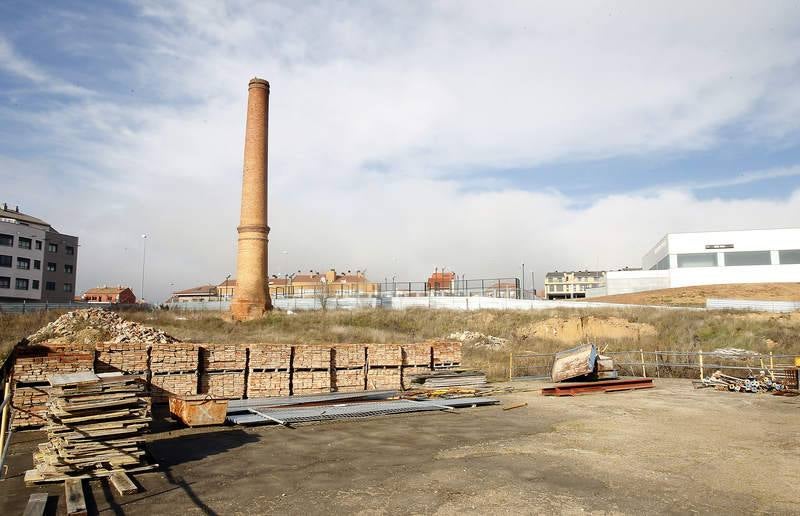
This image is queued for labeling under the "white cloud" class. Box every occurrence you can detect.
[0,36,93,97]
[2,1,800,302]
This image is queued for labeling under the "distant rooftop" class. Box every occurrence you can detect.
[0,203,53,231]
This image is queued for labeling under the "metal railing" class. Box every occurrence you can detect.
[269,277,523,299]
[509,349,799,381]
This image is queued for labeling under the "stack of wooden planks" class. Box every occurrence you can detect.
[25,371,154,484]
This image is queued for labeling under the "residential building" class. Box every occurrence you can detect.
[83,286,136,304]
[217,278,236,299]
[427,270,456,292]
[587,228,800,297]
[168,285,219,303]
[222,270,378,299]
[0,203,78,303]
[545,270,607,299]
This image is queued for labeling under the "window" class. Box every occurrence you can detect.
[779,249,800,265]
[35,240,42,250]
[0,255,10,267]
[0,276,9,289]
[45,281,56,291]
[63,283,73,292]
[15,278,29,290]
[650,255,670,270]
[18,237,31,249]
[677,253,718,268]
[724,251,771,267]
[66,245,75,255]
[32,280,39,289]
[17,257,30,270]
[34,260,40,270]
[47,243,57,253]
[47,262,56,272]
[0,234,12,246]
[64,264,73,274]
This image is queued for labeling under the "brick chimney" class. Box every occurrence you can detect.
[231,77,273,320]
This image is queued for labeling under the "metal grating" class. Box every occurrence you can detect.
[228,390,398,410]
[227,397,498,425]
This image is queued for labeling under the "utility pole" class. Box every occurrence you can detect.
[521,263,525,299]
[140,234,147,304]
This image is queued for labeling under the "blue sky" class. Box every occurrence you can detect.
[1,1,800,301]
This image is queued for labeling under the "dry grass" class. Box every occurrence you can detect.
[3,307,799,381]
[585,282,800,307]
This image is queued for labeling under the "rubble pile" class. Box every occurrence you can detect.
[448,331,508,350]
[25,309,179,345]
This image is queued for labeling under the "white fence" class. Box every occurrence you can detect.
[706,298,800,313]
[165,296,699,312]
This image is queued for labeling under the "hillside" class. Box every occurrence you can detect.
[585,282,800,307]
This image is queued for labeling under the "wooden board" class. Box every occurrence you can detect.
[25,464,159,485]
[65,478,87,516]
[22,493,48,516]
[48,372,100,387]
[110,470,139,495]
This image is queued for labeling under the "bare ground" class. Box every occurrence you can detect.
[585,282,800,307]
[2,378,798,515]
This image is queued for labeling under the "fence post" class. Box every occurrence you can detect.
[769,351,774,370]
[699,350,704,380]
[508,352,513,381]
[640,349,646,378]
[0,380,10,453]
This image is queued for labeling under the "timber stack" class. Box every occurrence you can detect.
[26,372,154,484]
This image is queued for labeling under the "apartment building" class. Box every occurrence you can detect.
[544,270,607,299]
[0,204,79,302]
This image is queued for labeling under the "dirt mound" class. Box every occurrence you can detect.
[448,331,508,350]
[24,308,179,345]
[586,282,800,307]
[516,316,656,344]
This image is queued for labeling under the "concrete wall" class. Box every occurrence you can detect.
[601,270,671,296]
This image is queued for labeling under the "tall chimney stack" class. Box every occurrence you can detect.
[231,77,273,320]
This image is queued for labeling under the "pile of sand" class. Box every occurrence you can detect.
[515,316,657,343]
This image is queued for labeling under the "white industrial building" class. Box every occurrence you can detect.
[587,228,800,297]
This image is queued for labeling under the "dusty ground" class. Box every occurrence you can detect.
[2,378,798,515]
[586,282,800,307]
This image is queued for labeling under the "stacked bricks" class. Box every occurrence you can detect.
[150,343,199,402]
[332,345,366,392]
[200,371,246,398]
[401,343,433,389]
[12,344,94,428]
[432,341,462,369]
[247,344,291,397]
[199,344,247,399]
[293,345,332,394]
[95,342,149,374]
[367,344,402,390]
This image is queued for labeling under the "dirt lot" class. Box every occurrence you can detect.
[586,282,800,307]
[2,378,798,515]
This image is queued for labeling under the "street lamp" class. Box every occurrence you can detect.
[140,234,147,303]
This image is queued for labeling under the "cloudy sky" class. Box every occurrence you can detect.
[2,0,800,302]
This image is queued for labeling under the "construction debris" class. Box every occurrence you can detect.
[23,308,179,345]
[550,343,620,382]
[696,370,789,393]
[541,378,654,397]
[408,370,487,388]
[447,331,508,350]
[25,372,154,485]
